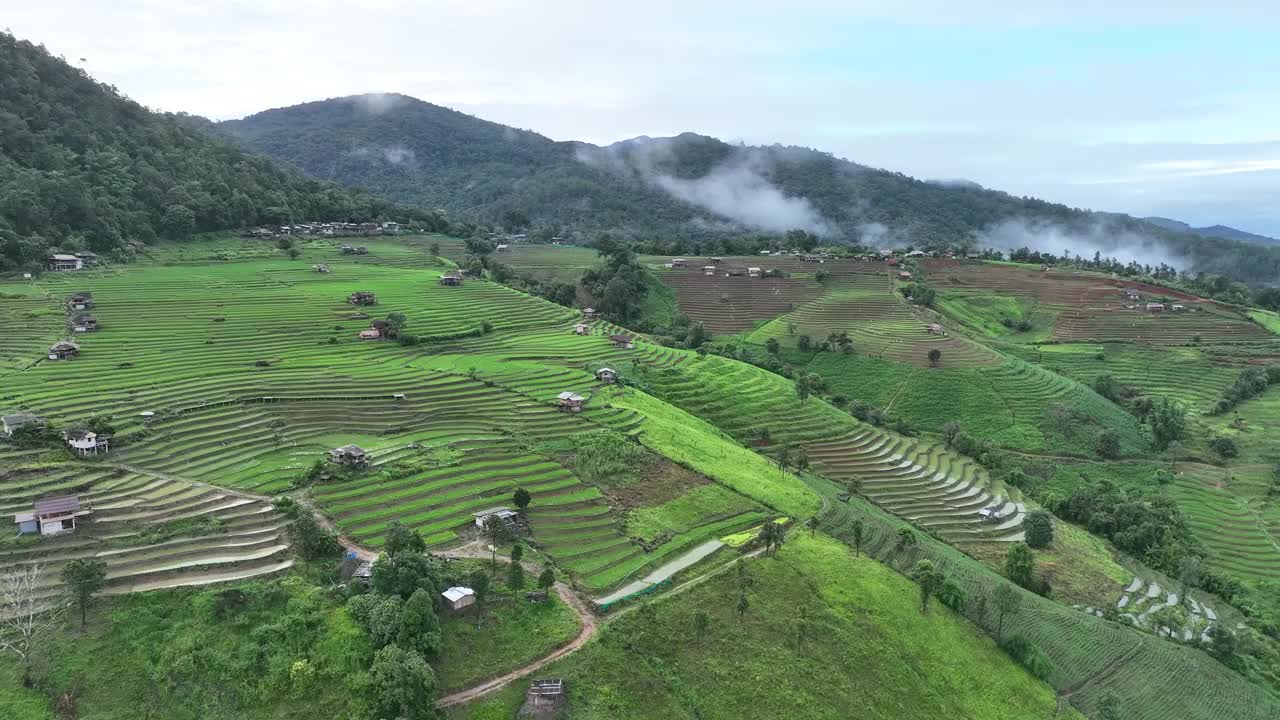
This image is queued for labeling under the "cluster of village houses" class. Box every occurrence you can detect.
[243,221,403,239]
[1121,286,1188,313]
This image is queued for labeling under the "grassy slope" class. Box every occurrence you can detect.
[610,390,821,518]
[434,561,581,692]
[816,486,1280,720]
[454,533,1071,720]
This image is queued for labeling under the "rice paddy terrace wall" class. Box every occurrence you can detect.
[0,456,291,601]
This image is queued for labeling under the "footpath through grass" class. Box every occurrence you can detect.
[454,533,1070,720]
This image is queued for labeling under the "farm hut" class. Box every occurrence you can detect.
[355,246,369,255]
[358,329,382,340]
[965,253,981,260]
[68,292,94,310]
[442,586,477,612]
[526,679,567,710]
[525,590,548,602]
[885,257,900,267]
[926,323,944,335]
[574,322,590,335]
[1171,304,1186,312]
[726,267,746,276]
[72,315,98,333]
[1146,303,1166,313]
[556,391,586,412]
[48,254,83,271]
[709,256,723,263]
[48,340,81,361]
[439,272,463,286]
[582,307,598,319]
[313,264,331,273]
[26,495,91,536]
[703,265,716,275]
[1124,288,1141,300]
[474,507,519,529]
[907,250,926,257]
[64,428,109,456]
[348,291,377,306]
[609,334,635,350]
[671,258,688,268]
[340,245,355,254]
[978,505,1006,523]
[329,444,369,467]
[897,271,913,280]
[595,367,618,384]
[370,319,394,338]
[496,244,510,252]
[759,250,772,256]
[747,267,762,277]
[3,413,44,437]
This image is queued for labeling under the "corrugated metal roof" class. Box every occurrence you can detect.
[34,495,81,516]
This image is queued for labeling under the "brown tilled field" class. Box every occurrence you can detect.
[925,261,1274,345]
[654,256,890,334]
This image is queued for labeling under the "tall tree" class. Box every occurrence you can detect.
[1005,543,1036,589]
[992,583,1021,642]
[851,519,865,557]
[910,560,944,612]
[370,646,437,720]
[61,558,107,626]
[927,348,942,367]
[508,561,525,601]
[0,563,63,686]
[397,588,442,658]
[384,521,426,556]
[512,487,532,514]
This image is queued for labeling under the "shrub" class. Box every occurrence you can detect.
[1024,511,1053,548]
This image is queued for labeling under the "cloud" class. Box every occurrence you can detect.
[381,145,415,164]
[979,217,1189,269]
[356,93,405,115]
[576,141,834,235]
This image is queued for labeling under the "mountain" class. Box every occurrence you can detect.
[1144,217,1280,246]
[220,94,1280,283]
[0,35,441,271]
[219,94,1114,245]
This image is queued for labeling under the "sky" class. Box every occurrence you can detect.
[7,0,1280,236]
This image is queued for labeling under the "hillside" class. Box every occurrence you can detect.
[219,94,1280,284]
[0,34,442,272]
[1144,217,1279,247]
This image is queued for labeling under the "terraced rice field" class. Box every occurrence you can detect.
[0,459,291,603]
[644,354,1026,541]
[0,244,772,593]
[748,272,1002,368]
[818,498,1280,720]
[1032,343,1240,412]
[1168,464,1280,582]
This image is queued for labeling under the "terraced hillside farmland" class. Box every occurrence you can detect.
[490,244,601,283]
[0,457,291,600]
[1168,464,1280,582]
[748,271,1001,368]
[0,246,792,596]
[640,353,1028,541]
[816,495,1280,720]
[926,260,1275,345]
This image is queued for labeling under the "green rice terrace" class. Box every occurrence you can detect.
[4,237,1280,720]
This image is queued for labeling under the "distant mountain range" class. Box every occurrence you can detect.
[217,93,1151,247]
[1143,217,1280,247]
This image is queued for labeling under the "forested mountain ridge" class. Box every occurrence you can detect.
[217,93,706,234]
[220,93,1280,283]
[0,34,442,271]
